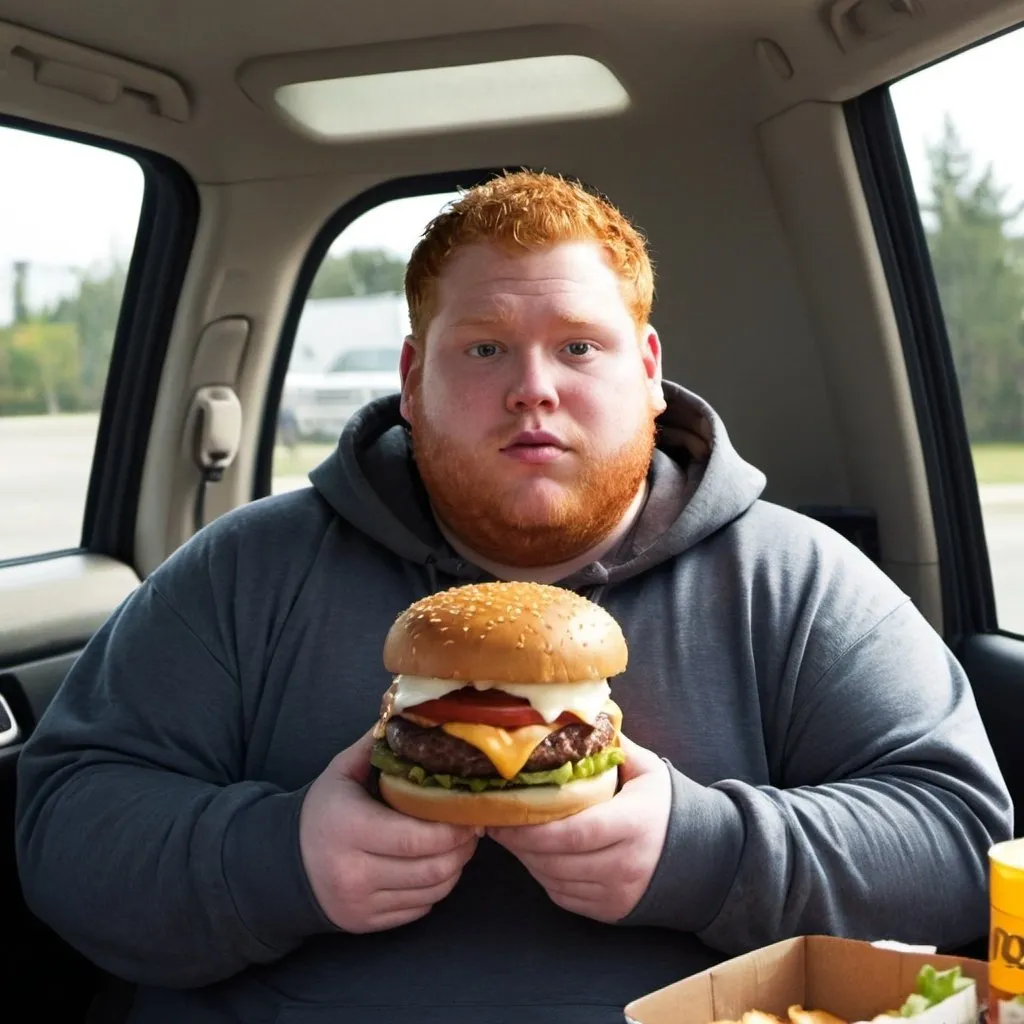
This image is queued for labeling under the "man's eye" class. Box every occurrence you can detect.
[469,343,500,358]
[565,341,594,357]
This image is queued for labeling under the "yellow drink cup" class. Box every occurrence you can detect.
[990,838,1024,1024]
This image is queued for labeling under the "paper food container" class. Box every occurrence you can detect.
[624,936,987,1024]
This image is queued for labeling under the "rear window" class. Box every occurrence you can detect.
[271,191,457,494]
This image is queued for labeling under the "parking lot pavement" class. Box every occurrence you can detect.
[2,414,1023,634]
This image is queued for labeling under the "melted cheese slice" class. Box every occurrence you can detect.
[439,722,559,780]
[392,674,611,726]
[431,699,623,781]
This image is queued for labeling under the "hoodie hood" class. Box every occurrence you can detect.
[308,381,766,588]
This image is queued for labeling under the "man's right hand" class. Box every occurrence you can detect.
[299,730,480,934]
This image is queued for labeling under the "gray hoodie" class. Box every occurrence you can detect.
[15,383,1012,1024]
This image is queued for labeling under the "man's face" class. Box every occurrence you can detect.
[400,240,667,567]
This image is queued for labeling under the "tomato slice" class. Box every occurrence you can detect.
[406,687,581,729]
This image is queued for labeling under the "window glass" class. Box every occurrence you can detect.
[0,126,144,561]
[891,29,1024,635]
[272,191,458,493]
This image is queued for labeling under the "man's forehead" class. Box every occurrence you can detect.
[436,247,627,324]
[440,240,619,290]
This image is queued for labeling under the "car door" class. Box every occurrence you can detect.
[0,115,197,1015]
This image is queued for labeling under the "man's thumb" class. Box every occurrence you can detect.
[616,732,665,784]
[331,727,378,784]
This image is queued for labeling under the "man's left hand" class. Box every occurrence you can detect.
[487,734,671,923]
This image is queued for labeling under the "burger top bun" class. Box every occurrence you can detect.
[383,581,628,684]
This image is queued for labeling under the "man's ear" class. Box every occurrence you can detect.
[642,326,667,415]
[399,336,420,423]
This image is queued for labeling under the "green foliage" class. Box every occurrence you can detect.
[0,263,126,415]
[308,248,405,300]
[9,322,79,413]
[923,116,1024,442]
[45,264,127,410]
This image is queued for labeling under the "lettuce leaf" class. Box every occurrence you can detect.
[898,965,974,1017]
[370,741,624,790]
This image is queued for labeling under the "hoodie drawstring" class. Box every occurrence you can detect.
[424,556,440,597]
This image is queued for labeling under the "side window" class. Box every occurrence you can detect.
[271,190,458,495]
[890,32,1024,636]
[0,125,144,562]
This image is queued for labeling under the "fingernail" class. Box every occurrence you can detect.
[475,826,485,838]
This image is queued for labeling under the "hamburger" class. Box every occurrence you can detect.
[370,581,628,827]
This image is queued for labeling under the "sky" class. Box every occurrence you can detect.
[2,20,1024,324]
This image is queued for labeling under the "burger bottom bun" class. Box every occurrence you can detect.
[377,768,619,827]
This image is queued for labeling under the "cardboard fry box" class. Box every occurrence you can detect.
[624,936,987,1024]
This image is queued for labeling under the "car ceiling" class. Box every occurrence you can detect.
[1,0,1023,185]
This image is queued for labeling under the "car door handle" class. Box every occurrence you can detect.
[0,692,21,748]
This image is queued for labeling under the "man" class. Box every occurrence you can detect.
[16,171,1012,1023]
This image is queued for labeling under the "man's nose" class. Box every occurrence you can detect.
[506,351,559,413]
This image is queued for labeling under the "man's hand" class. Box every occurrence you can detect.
[300,730,481,934]
[487,735,671,923]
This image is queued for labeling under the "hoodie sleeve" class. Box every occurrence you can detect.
[15,547,336,988]
[622,597,1013,953]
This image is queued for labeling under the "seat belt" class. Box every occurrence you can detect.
[188,385,242,534]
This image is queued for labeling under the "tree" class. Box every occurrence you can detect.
[0,323,48,414]
[9,322,79,413]
[0,260,126,415]
[309,248,405,300]
[923,116,1024,442]
[0,321,79,414]
[45,263,127,410]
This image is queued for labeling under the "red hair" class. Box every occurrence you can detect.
[404,170,654,338]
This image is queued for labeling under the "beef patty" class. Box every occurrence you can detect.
[385,713,615,777]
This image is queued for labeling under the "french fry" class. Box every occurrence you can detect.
[788,1005,848,1024]
[710,1013,787,1024]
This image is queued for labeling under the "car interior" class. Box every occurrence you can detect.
[1,0,1022,1017]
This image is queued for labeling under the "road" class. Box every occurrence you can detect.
[2,413,1023,634]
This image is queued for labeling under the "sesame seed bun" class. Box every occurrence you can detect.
[377,767,619,827]
[382,581,628,684]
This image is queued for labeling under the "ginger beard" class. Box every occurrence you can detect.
[408,388,657,567]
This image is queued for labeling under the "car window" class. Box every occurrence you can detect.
[890,30,1024,636]
[271,190,458,496]
[0,125,145,562]
[327,348,403,373]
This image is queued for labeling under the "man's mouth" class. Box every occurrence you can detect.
[500,430,568,465]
